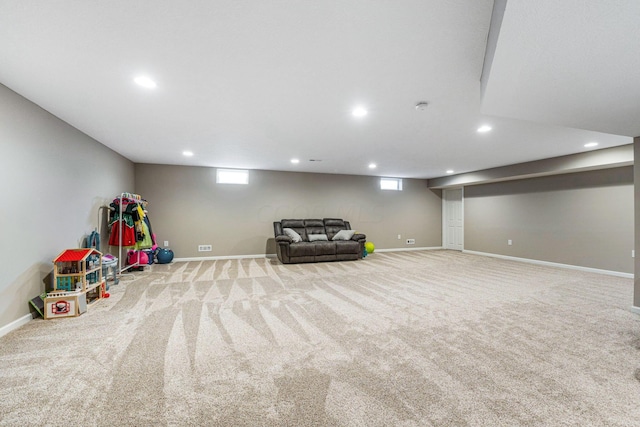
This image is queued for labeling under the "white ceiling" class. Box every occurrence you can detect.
[482,0,640,137]
[0,0,635,179]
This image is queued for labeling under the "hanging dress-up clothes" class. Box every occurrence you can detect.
[143,214,156,248]
[133,203,154,250]
[108,198,138,247]
[136,219,154,249]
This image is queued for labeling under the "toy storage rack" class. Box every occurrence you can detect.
[114,192,146,275]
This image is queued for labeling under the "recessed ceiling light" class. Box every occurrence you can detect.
[134,75,157,89]
[446,170,454,174]
[584,142,599,148]
[291,158,300,164]
[368,163,377,169]
[182,151,194,157]
[352,106,368,118]
[477,125,492,133]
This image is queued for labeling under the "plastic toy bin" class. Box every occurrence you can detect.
[102,257,119,289]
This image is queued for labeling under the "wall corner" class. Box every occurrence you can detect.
[634,137,640,307]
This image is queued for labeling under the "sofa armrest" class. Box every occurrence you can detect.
[351,233,366,242]
[276,235,292,244]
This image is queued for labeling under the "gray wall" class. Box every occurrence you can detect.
[464,167,634,273]
[0,84,134,330]
[135,164,443,258]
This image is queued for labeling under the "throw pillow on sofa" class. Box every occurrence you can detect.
[308,234,329,241]
[332,229,356,241]
[283,228,302,242]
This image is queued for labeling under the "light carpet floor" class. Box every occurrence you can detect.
[1,250,640,426]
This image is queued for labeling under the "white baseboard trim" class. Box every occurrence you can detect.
[0,313,32,338]
[462,250,633,279]
[174,254,276,262]
[376,246,443,253]
[630,306,640,315]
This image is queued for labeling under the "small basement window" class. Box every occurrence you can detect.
[216,169,249,184]
[380,178,402,191]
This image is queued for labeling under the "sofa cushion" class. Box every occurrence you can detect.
[281,219,307,241]
[335,240,360,254]
[315,241,337,256]
[281,219,305,228]
[303,219,325,240]
[323,218,348,240]
[283,228,303,243]
[308,234,328,242]
[332,229,356,241]
[289,243,316,257]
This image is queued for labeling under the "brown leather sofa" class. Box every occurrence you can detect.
[273,218,366,264]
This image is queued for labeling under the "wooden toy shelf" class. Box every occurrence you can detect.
[46,248,106,319]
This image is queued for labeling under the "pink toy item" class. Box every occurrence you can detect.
[127,250,149,266]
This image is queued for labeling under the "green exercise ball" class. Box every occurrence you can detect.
[364,242,375,253]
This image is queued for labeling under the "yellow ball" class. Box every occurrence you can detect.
[364,242,375,253]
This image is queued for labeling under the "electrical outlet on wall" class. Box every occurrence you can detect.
[164,240,169,247]
[397,234,401,239]
[198,245,212,252]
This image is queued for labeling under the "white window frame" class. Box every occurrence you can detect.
[380,177,402,191]
[216,168,249,185]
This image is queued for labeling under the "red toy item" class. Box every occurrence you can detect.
[52,300,70,314]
